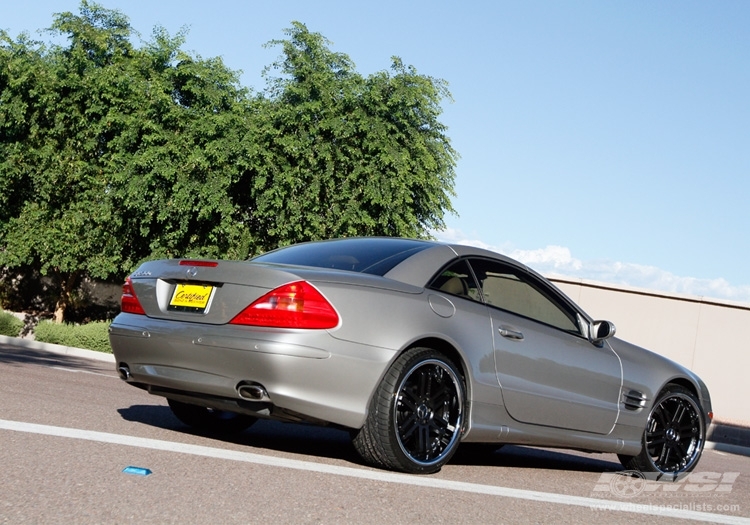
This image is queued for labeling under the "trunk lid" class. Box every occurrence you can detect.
[125,259,423,325]
[127,259,301,325]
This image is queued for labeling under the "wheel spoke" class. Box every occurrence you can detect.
[399,391,419,411]
[647,437,666,448]
[677,423,698,437]
[418,368,431,397]
[646,427,665,439]
[430,382,452,406]
[675,439,690,460]
[646,425,665,451]
[398,413,418,438]
[658,442,671,466]
[430,414,449,430]
[417,425,430,456]
[653,404,669,428]
[671,401,687,424]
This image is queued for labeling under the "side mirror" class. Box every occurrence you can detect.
[590,320,616,345]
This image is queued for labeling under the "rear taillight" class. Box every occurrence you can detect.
[229,281,339,329]
[121,276,146,315]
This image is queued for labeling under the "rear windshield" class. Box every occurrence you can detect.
[251,238,433,276]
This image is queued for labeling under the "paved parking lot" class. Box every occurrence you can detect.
[1,342,748,524]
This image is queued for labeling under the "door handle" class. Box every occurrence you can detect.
[499,327,524,341]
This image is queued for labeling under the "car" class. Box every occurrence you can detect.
[109,236,712,477]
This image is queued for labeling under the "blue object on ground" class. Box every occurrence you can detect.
[122,466,152,476]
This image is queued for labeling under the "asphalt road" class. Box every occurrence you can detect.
[1,342,749,525]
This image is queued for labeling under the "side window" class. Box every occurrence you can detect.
[428,259,482,303]
[468,258,579,334]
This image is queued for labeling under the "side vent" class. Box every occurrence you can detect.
[622,389,647,411]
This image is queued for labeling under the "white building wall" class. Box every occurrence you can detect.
[551,277,750,426]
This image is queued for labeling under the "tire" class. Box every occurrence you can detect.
[167,399,257,434]
[618,384,706,480]
[353,347,465,474]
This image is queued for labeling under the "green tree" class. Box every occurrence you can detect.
[0,2,253,321]
[101,27,255,265]
[0,8,457,322]
[244,22,457,251]
[0,31,46,234]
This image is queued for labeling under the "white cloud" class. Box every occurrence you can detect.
[435,227,496,251]
[433,228,750,304]
[578,261,750,304]
[508,245,583,273]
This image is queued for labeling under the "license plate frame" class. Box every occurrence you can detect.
[168,283,214,313]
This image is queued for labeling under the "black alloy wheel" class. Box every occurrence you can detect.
[619,384,705,480]
[353,347,465,474]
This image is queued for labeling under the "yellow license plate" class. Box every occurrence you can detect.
[169,283,213,311]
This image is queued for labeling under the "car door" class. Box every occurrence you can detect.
[467,258,622,435]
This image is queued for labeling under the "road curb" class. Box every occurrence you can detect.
[705,441,750,457]
[707,421,750,457]
[0,334,115,363]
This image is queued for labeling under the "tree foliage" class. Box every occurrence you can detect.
[0,2,254,320]
[0,3,457,321]
[246,22,457,249]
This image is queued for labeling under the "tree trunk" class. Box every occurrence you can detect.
[53,303,65,324]
[53,271,81,324]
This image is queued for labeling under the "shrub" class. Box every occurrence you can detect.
[0,311,24,337]
[34,320,112,353]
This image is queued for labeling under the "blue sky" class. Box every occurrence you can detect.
[4,1,749,303]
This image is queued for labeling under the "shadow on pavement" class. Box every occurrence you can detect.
[118,404,358,463]
[117,403,622,474]
[453,442,623,473]
[0,343,113,374]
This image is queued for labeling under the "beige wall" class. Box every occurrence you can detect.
[550,277,750,426]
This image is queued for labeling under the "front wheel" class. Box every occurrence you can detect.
[167,399,257,434]
[353,347,465,474]
[619,384,706,480]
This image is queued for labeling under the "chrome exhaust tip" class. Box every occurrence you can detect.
[236,382,270,402]
[118,365,131,380]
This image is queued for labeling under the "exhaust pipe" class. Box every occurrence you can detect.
[118,365,131,380]
[236,382,270,402]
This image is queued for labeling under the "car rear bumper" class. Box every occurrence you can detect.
[109,313,395,429]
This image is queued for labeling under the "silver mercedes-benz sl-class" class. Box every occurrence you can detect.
[109,237,712,476]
